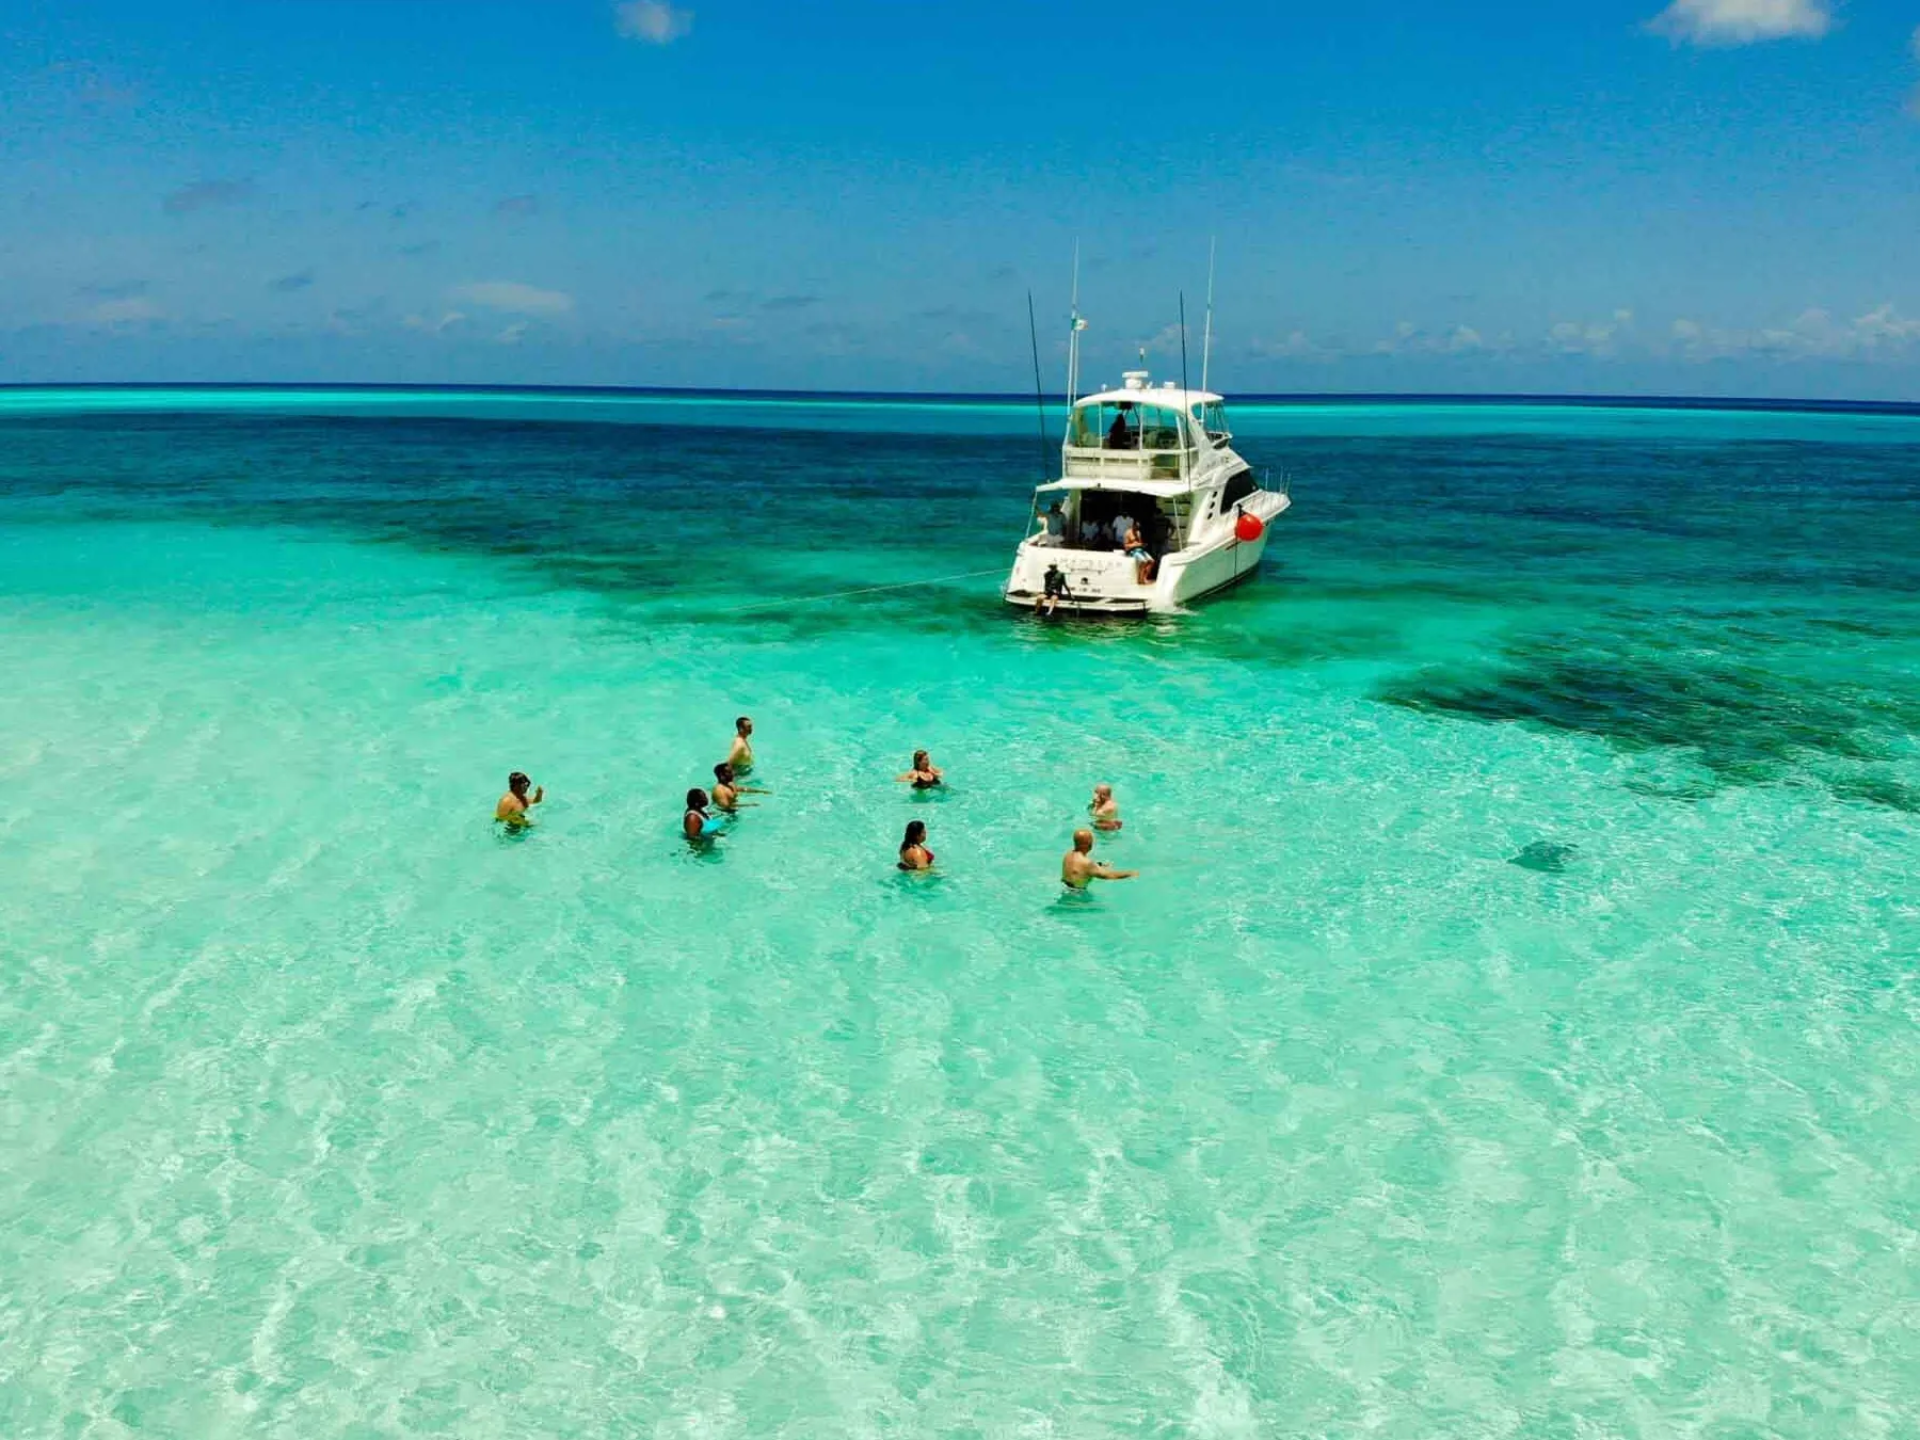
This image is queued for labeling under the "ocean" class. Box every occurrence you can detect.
[2,387,1916,1436]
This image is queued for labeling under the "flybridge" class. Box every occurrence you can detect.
[1061,372,1236,485]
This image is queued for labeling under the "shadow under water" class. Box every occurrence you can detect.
[1379,639,1920,811]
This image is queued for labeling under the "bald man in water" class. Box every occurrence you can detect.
[1061,828,1136,888]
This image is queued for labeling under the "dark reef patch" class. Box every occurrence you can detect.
[1380,640,1920,811]
[1510,841,1579,874]
[1822,773,1920,816]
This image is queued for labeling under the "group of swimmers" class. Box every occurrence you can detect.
[494,715,1140,889]
[680,716,766,840]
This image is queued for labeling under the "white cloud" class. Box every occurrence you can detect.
[1246,330,1319,359]
[1669,304,1920,360]
[82,296,164,325]
[1850,303,1920,349]
[450,281,573,316]
[405,310,467,334]
[615,0,693,44]
[1372,320,1490,356]
[1647,0,1831,47]
[497,323,530,346]
[1548,310,1635,357]
[1142,322,1186,357]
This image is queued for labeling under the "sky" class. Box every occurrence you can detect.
[3,0,1919,399]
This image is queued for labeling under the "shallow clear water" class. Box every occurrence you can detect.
[2,394,1917,1436]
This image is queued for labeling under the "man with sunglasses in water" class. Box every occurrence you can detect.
[494,771,544,827]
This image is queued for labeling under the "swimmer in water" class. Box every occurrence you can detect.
[1061,828,1136,888]
[895,749,944,789]
[710,762,757,813]
[898,819,934,871]
[1089,782,1122,831]
[495,771,544,827]
[726,716,755,774]
[684,787,727,842]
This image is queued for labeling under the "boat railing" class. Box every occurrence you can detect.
[1062,445,1194,481]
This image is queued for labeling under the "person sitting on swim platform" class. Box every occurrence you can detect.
[1036,563,1072,617]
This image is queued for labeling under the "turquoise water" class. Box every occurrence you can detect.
[2,392,1917,1436]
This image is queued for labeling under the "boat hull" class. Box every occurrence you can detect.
[1004,492,1287,616]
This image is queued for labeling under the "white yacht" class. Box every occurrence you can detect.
[1003,369,1290,615]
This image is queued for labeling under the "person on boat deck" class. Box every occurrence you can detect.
[898,820,935,872]
[727,716,755,774]
[1106,405,1136,450]
[1062,828,1137,888]
[1037,500,1066,546]
[495,771,544,826]
[896,749,944,789]
[1089,783,1122,831]
[1037,563,1072,616]
[1110,511,1135,550]
[1124,519,1155,585]
[684,788,726,841]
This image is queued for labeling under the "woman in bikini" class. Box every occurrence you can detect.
[894,749,944,789]
[897,819,935,871]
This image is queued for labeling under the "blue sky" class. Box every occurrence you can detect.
[3,0,1919,397]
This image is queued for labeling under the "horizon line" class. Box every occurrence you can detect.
[2,381,1918,417]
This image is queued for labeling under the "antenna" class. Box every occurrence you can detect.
[1179,292,1191,482]
[1179,292,1190,399]
[1067,242,1082,405]
[1200,236,1216,393]
[1027,291,1050,480]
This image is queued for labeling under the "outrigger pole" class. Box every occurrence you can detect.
[1179,292,1192,482]
[1200,236,1217,394]
[1066,241,1083,407]
[1179,292,1191,397]
[1027,291,1049,480]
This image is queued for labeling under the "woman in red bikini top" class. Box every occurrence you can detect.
[898,819,934,871]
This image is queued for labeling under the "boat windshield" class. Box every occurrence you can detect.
[1067,400,1189,451]
[1191,400,1231,441]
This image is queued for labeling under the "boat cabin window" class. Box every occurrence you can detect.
[1191,401,1231,442]
[1220,468,1259,510]
[1068,401,1190,452]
